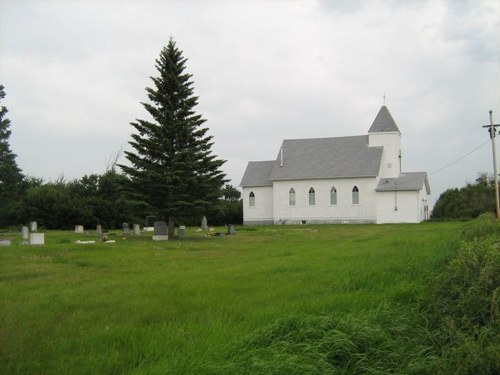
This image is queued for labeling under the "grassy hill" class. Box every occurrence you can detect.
[1,221,494,374]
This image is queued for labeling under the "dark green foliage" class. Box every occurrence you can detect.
[427,213,500,374]
[206,184,242,226]
[18,172,145,229]
[432,174,497,219]
[120,39,227,235]
[0,85,24,226]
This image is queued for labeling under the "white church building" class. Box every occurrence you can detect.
[240,106,430,225]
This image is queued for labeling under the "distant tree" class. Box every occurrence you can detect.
[432,174,496,219]
[0,85,24,226]
[120,39,227,237]
[221,184,241,202]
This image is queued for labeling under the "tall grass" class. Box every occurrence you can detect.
[1,223,463,374]
[426,213,500,374]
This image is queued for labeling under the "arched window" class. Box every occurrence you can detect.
[249,191,255,207]
[352,186,359,205]
[330,186,337,205]
[309,187,315,206]
[289,188,296,206]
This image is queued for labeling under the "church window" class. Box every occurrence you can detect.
[352,186,359,205]
[309,187,315,206]
[330,186,337,205]
[289,188,296,206]
[249,191,255,207]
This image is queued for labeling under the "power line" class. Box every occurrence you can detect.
[429,139,490,176]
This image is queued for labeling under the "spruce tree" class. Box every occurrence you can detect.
[0,85,24,226]
[120,39,227,237]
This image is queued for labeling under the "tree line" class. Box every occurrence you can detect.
[432,173,497,220]
[0,38,241,230]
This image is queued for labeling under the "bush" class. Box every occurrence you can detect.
[428,213,500,374]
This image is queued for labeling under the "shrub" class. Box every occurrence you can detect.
[428,214,500,374]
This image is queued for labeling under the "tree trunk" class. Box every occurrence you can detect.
[168,216,175,239]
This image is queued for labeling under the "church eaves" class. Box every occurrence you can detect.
[368,106,400,134]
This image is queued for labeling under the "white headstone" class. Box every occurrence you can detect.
[30,221,37,232]
[75,225,84,234]
[29,233,45,245]
[96,225,103,236]
[0,239,11,246]
[21,226,29,240]
[201,216,208,230]
[133,224,141,236]
[178,225,186,238]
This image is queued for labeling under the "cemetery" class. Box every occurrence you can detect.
[1,218,498,374]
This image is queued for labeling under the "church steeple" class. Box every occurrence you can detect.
[368,106,400,134]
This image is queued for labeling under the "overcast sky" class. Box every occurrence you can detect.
[1,0,500,207]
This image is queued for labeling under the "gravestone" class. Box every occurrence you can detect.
[21,226,29,240]
[0,239,11,246]
[153,221,168,241]
[178,225,186,238]
[227,224,236,235]
[133,224,141,236]
[96,225,103,236]
[75,225,84,234]
[30,221,37,232]
[201,216,208,230]
[29,233,45,245]
[122,223,130,236]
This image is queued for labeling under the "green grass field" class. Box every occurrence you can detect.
[1,222,463,374]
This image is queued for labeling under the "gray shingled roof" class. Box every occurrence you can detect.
[368,106,400,133]
[240,160,274,187]
[375,172,430,193]
[268,135,383,181]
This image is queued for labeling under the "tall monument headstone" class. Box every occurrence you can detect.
[21,226,29,240]
[201,216,208,231]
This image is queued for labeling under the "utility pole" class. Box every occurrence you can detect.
[483,110,500,218]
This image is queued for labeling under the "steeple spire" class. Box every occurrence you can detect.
[368,105,400,134]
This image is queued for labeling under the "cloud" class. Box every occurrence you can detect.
[1,0,500,207]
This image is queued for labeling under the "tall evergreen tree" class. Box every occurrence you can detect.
[0,85,24,226]
[120,39,227,237]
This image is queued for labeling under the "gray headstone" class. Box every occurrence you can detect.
[0,239,11,246]
[21,226,29,240]
[133,224,140,236]
[153,221,168,241]
[75,225,84,234]
[154,221,167,235]
[122,223,130,235]
[201,216,208,230]
[96,225,103,236]
[227,224,236,235]
[178,225,186,238]
[30,221,37,232]
[29,233,45,245]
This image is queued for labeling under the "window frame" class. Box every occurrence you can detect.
[289,188,296,206]
[352,186,359,205]
[308,187,316,206]
[249,191,255,207]
[330,186,337,206]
